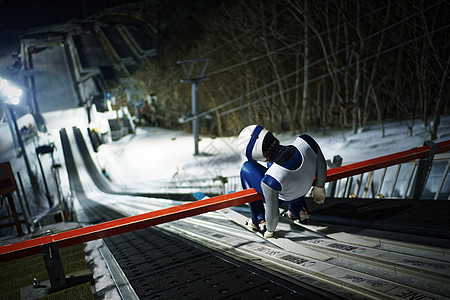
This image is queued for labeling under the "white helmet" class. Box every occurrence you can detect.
[238,125,269,161]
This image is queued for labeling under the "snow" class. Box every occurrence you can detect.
[43,108,89,130]
[96,127,242,189]
[1,111,450,299]
[95,116,450,190]
[84,240,121,300]
[3,110,449,210]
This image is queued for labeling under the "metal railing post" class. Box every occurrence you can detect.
[411,141,438,200]
[353,174,363,197]
[376,168,387,197]
[326,155,342,197]
[363,171,374,198]
[403,162,417,199]
[389,165,401,197]
[434,161,450,200]
[41,241,67,292]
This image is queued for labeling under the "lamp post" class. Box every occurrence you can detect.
[0,78,39,199]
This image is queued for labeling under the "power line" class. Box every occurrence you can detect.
[182,0,447,122]
[155,7,293,89]
[207,0,446,78]
[199,6,292,60]
[217,23,450,117]
[204,2,392,77]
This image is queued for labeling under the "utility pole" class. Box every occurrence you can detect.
[177,58,210,155]
[7,104,39,194]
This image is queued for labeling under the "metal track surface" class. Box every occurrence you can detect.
[60,127,450,299]
[62,128,343,299]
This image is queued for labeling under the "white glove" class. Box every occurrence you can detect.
[264,231,274,238]
[312,186,326,204]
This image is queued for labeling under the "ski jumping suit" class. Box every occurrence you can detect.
[240,134,327,232]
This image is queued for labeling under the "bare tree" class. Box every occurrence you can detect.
[122,0,449,138]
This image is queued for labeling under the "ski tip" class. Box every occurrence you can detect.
[194,191,237,200]
[193,192,208,200]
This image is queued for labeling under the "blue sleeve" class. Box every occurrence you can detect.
[262,174,282,191]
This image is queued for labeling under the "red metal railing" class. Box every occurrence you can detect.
[0,190,260,261]
[326,140,450,182]
[1,140,449,262]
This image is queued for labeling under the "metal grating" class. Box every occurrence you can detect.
[103,227,308,299]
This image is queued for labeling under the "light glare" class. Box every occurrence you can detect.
[0,79,8,90]
[4,86,22,98]
[10,97,20,105]
[0,77,22,104]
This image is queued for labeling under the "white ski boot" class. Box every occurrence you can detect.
[299,208,310,223]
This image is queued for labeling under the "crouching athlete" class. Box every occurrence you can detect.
[238,125,327,238]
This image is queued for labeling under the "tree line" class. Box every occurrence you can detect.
[126,0,449,138]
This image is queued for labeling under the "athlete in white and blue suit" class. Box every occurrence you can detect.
[238,125,327,238]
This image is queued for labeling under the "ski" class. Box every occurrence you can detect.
[193,191,379,248]
[193,192,332,261]
[283,215,380,248]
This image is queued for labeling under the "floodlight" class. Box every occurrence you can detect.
[4,85,22,99]
[0,77,22,104]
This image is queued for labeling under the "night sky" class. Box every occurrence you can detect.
[0,0,142,32]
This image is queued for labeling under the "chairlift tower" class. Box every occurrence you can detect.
[178,58,210,155]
